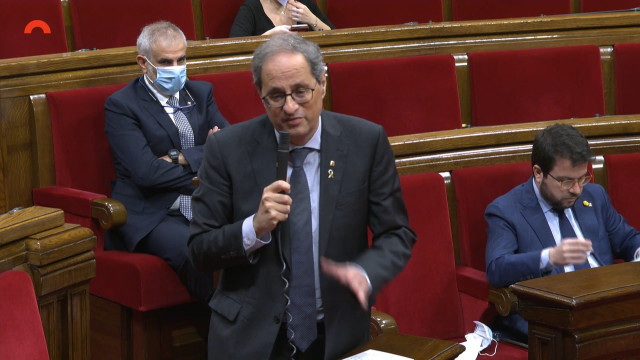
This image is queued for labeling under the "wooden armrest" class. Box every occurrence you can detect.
[489,286,518,316]
[91,198,126,230]
[369,309,398,340]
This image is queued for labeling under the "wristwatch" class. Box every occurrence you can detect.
[168,149,180,164]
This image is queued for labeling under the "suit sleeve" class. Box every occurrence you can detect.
[353,126,416,296]
[485,200,548,288]
[180,82,229,173]
[105,94,196,193]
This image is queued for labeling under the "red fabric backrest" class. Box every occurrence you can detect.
[69,0,196,50]
[46,83,126,195]
[201,0,245,39]
[605,153,640,230]
[326,0,443,28]
[190,71,265,124]
[0,0,67,59]
[581,0,640,12]
[0,270,49,360]
[328,55,462,137]
[614,43,640,115]
[452,162,532,271]
[452,0,571,21]
[468,45,605,126]
[374,172,465,340]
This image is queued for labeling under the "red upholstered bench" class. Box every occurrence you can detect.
[190,71,265,124]
[374,172,527,359]
[201,0,245,39]
[452,0,571,21]
[605,153,640,230]
[326,0,443,28]
[328,55,462,136]
[0,0,67,59]
[468,45,605,126]
[32,84,207,358]
[68,0,196,50]
[581,0,640,12]
[614,42,640,115]
[0,270,50,360]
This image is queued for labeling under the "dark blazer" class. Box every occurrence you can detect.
[105,76,229,251]
[189,110,416,359]
[485,176,640,336]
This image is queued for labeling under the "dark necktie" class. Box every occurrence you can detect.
[167,95,194,221]
[288,147,317,352]
[554,207,590,270]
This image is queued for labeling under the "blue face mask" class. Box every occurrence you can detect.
[145,57,187,95]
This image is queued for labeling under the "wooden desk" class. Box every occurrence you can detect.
[341,333,465,360]
[510,261,640,359]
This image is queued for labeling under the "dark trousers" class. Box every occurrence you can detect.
[271,322,326,360]
[136,209,213,304]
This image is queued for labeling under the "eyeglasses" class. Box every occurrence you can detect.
[547,172,592,190]
[261,87,315,108]
[163,91,197,115]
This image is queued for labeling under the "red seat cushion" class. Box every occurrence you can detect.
[468,45,605,126]
[0,0,67,59]
[190,71,265,124]
[329,55,462,136]
[0,270,49,360]
[452,0,571,21]
[614,42,640,115]
[326,0,443,28]
[69,0,196,50]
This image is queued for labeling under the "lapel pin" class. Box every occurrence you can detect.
[583,200,592,207]
[330,160,335,167]
[328,169,334,179]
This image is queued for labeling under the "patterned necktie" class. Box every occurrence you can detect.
[168,95,194,221]
[288,147,317,352]
[554,207,590,270]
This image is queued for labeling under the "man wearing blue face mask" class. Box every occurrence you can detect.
[104,21,230,304]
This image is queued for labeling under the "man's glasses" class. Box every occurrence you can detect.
[261,87,315,108]
[547,172,592,190]
[163,90,197,114]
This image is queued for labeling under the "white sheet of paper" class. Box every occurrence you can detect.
[342,349,413,360]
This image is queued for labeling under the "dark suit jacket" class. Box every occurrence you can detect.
[104,76,229,251]
[485,176,640,336]
[189,110,416,359]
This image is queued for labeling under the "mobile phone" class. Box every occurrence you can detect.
[290,24,310,32]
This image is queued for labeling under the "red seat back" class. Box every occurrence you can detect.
[468,45,605,126]
[326,0,443,28]
[69,0,196,50]
[328,55,462,136]
[190,71,265,124]
[201,0,245,39]
[0,270,49,360]
[0,0,67,59]
[581,0,640,12]
[614,42,640,115]
[453,0,571,21]
[605,153,640,230]
[452,162,532,271]
[375,172,465,339]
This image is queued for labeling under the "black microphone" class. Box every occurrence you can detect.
[277,130,290,182]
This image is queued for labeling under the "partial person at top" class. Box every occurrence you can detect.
[104,21,230,304]
[230,0,334,37]
[485,123,640,344]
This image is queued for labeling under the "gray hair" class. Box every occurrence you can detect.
[251,33,325,91]
[137,21,187,58]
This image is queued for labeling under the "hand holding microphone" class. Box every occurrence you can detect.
[252,131,291,238]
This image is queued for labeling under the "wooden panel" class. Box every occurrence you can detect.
[0,206,64,245]
[26,223,96,266]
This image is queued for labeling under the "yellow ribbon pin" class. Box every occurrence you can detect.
[583,200,592,207]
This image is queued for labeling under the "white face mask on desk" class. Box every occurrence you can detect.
[455,321,497,360]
